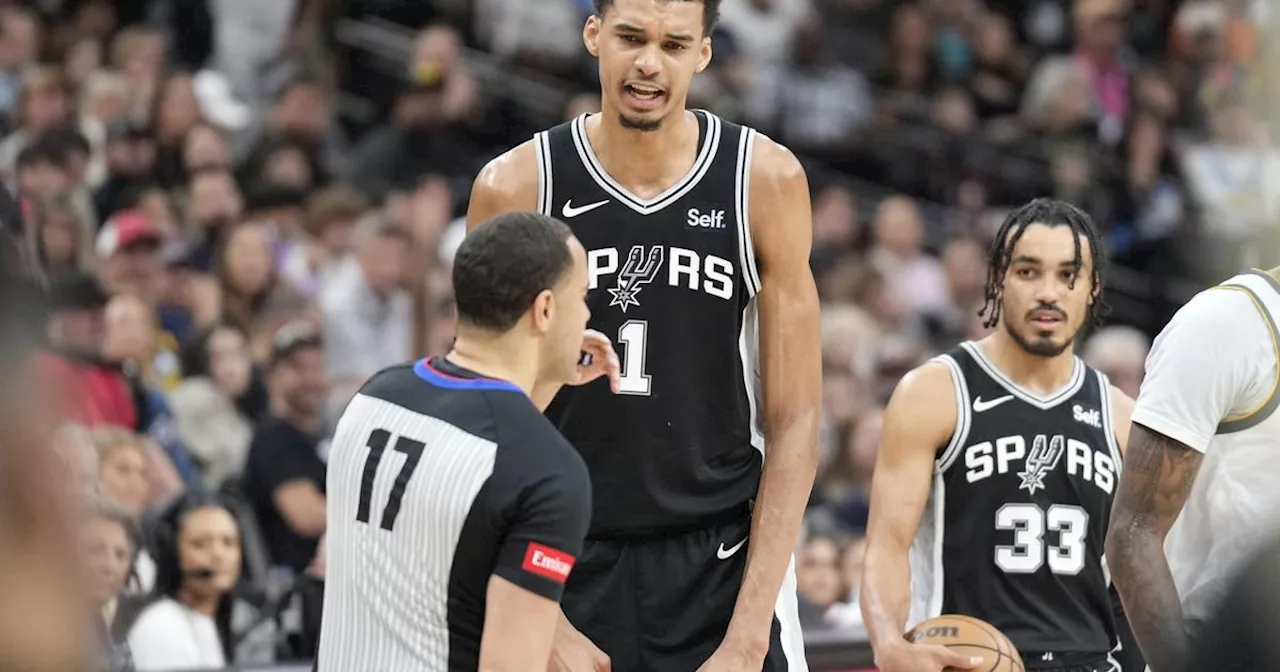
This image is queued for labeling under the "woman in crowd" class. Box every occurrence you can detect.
[170,323,256,488]
[80,497,139,671]
[124,491,274,670]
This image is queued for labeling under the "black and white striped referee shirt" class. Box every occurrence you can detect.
[317,357,591,670]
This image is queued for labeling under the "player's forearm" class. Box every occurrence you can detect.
[860,544,914,653]
[1107,532,1188,672]
[729,417,819,648]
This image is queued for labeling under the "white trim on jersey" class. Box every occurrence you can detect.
[570,111,722,215]
[734,127,762,296]
[775,556,810,671]
[739,296,765,454]
[535,131,553,217]
[933,354,972,473]
[319,394,499,670]
[1096,372,1124,472]
[928,472,948,619]
[959,341,1086,410]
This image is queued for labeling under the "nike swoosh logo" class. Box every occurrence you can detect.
[972,395,1015,412]
[562,199,610,218]
[716,538,747,560]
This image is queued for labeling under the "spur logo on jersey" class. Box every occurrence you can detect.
[1073,404,1102,428]
[964,433,1116,494]
[687,208,727,229]
[522,542,576,583]
[1017,435,1065,495]
[588,245,735,310]
[607,245,664,312]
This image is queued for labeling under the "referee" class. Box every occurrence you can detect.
[317,211,619,671]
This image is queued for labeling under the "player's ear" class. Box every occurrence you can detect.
[696,37,712,73]
[584,14,601,57]
[532,289,556,334]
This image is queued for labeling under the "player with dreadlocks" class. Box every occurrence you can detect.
[861,198,1146,672]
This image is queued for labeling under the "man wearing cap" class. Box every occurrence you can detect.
[97,209,163,305]
[94,117,156,219]
[243,321,330,574]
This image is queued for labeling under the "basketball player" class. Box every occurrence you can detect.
[1107,266,1280,672]
[466,0,822,669]
[861,199,1142,672]
[317,212,620,671]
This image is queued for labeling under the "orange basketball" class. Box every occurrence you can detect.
[906,614,1026,672]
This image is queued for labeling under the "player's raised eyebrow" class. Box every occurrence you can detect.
[1010,255,1042,266]
[614,21,695,42]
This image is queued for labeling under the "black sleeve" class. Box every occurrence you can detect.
[491,437,592,602]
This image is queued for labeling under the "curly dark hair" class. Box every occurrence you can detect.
[979,198,1108,329]
[593,0,721,34]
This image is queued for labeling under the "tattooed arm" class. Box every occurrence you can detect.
[1105,424,1203,672]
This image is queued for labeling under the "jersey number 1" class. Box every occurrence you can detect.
[617,320,651,396]
[356,429,424,531]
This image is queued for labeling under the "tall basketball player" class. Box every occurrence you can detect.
[466,1,822,670]
[861,200,1143,672]
[1107,267,1280,672]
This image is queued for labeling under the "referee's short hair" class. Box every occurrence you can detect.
[454,212,575,333]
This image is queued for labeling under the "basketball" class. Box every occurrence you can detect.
[907,615,1026,672]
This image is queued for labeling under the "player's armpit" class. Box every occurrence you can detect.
[1108,386,1136,454]
[723,136,822,651]
[861,361,957,654]
[478,574,561,672]
[1105,422,1204,672]
[465,141,540,231]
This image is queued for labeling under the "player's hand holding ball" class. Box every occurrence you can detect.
[877,615,1023,672]
[571,329,621,393]
[875,640,984,672]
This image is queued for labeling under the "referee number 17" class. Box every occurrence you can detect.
[356,429,424,532]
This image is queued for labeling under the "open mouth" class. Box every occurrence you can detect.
[1029,311,1064,328]
[623,83,666,109]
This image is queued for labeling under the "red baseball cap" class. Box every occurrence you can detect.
[96,210,160,257]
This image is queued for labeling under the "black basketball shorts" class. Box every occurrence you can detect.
[560,513,808,672]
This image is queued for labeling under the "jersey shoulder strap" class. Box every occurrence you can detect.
[929,348,972,472]
[1211,271,1280,433]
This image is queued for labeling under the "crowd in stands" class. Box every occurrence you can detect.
[0,0,1264,669]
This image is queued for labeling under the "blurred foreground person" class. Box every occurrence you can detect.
[0,274,96,670]
[1185,535,1280,671]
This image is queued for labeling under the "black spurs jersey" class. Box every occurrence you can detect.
[318,358,591,671]
[536,110,765,537]
[909,341,1124,664]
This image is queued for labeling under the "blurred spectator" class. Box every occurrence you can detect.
[124,491,275,670]
[94,117,157,220]
[184,167,244,268]
[1071,0,1133,144]
[107,26,164,120]
[719,0,813,74]
[41,271,136,428]
[243,321,328,574]
[0,65,71,175]
[172,324,256,489]
[150,73,204,188]
[91,428,151,520]
[924,236,987,349]
[96,210,163,306]
[872,4,940,122]
[796,534,847,626]
[285,184,368,294]
[746,15,872,159]
[15,134,71,208]
[182,123,232,175]
[320,218,412,402]
[214,221,294,338]
[966,12,1032,122]
[868,196,948,317]
[0,8,39,124]
[30,191,93,273]
[1181,99,1280,262]
[1082,325,1150,398]
[79,497,140,671]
